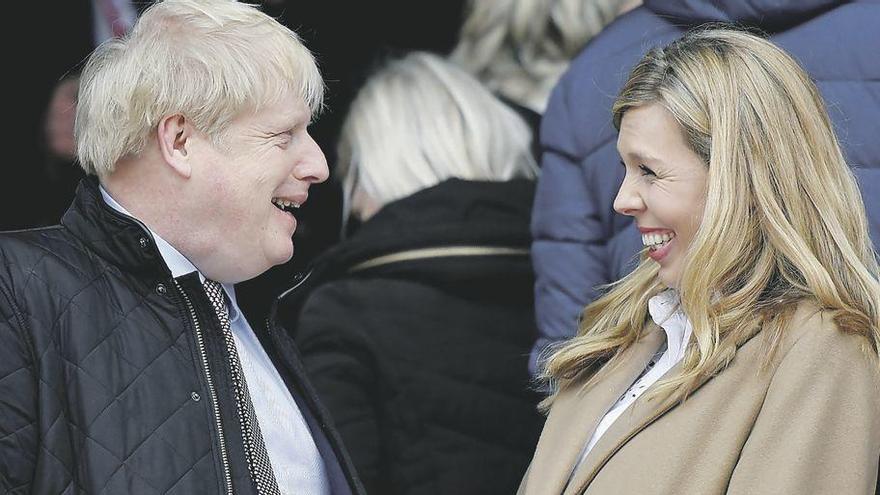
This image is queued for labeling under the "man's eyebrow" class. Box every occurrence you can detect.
[267,107,310,129]
[262,120,302,136]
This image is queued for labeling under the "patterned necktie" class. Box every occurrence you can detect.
[203,279,281,495]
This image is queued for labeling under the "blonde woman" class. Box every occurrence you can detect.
[519,28,880,495]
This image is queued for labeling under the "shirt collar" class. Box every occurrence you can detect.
[99,185,241,321]
[647,289,692,359]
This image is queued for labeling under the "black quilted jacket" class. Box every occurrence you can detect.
[0,178,364,495]
[280,179,546,495]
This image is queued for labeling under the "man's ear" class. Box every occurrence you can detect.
[157,114,193,179]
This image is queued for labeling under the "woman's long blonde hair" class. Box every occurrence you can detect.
[540,27,880,408]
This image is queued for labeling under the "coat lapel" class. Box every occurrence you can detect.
[563,336,729,493]
[563,361,682,494]
[523,324,665,495]
[528,309,773,494]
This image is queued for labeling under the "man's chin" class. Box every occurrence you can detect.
[269,241,295,267]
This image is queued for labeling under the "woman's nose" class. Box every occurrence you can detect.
[613,178,644,217]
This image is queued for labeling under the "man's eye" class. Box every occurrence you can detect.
[274,130,294,145]
[639,164,656,176]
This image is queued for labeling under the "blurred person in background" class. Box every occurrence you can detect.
[519,27,880,495]
[281,52,545,495]
[232,0,470,313]
[530,0,880,377]
[6,0,148,230]
[449,0,639,159]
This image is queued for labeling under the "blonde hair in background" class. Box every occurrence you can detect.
[450,0,630,113]
[75,0,324,178]
[540,27,880,409]
[337,51,538,223]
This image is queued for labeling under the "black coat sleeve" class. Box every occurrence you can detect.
[0,286,38,494]
[293,282,386,494]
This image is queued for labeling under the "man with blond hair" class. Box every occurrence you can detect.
[0,1,363,493]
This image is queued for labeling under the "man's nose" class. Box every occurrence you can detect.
[294,133,330,184]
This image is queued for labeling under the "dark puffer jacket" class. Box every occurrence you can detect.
[0,178,363,494]
[531,0,880,375]
[280,179,545,495]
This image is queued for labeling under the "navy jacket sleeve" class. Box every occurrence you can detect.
[530,81,614,376]
[528,10,678,376]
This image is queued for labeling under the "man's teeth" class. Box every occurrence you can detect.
[272,198,301,210]
[642,232,675,249]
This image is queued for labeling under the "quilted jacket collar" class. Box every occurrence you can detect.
[61,176,173,279]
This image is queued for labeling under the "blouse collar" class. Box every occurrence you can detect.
[647,289,693,360]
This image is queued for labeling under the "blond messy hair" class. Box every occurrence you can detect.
[337,52,537,223]
[540,27,880,409]
[450,0,628,113]
[75,0,324,177]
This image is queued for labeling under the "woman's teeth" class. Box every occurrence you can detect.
[642,231,675,251]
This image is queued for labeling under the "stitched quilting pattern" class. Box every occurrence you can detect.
[1,229,219,494]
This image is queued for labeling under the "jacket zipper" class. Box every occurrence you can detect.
[174,280,234,495]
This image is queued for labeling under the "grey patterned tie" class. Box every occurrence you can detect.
[203,279,281,495]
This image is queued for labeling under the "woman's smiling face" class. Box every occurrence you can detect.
[614,103,709,288]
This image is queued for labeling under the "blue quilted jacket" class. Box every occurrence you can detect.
[530,0,880,374]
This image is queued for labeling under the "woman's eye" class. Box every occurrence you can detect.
[639,164,656,177]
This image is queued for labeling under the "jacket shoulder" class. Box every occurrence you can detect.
[0,226,86,271]
[542,10,678,156]
[0,226,110,314]
[774,301,879,375]
[295,277,401,331]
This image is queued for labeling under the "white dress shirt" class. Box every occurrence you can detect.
[571,289,693,473]
[101,187,330,495]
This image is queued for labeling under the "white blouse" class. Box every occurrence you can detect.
[570,289,693,475]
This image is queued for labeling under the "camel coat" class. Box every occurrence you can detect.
[519,304,880,494]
